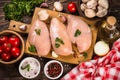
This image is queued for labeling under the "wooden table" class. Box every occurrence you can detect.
[0,0,120,80]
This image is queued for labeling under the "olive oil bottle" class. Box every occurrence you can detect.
[97,16,120,47]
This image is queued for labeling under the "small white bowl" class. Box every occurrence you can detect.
[19,57,40,79]
[44,60,63,79]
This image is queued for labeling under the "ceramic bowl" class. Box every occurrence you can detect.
[0,30,24,64]
[19,57,40,79]
[77,0,111,20]
[44,60,63,79]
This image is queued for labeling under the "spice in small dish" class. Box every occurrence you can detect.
[19,57,40,79]
[44,60,63,79]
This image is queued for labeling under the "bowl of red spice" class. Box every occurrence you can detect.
[44,60,63,79]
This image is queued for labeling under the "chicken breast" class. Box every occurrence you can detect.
[50,18,73,56]
[28,19,51,56]
[67,15,92,53]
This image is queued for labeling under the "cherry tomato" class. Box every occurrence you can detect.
[2,42,11,52]
[67,2,77,13]
[0,46,3,54]
[1,53,11,61]
[11,47,20,58]
[9,35,20,47]
[0,36,8,45]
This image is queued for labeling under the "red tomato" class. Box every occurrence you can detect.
[67,2,77,13]
[0,36,8,45]
[0,46,3,54]
[11,47,20,58]
[2,42,11,52]
[9,35,20,47]
[1,53,11,61]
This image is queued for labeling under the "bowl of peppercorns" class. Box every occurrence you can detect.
[44,60,63,79]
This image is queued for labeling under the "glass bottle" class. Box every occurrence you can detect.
[97,16,120,47]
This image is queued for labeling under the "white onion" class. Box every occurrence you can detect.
[94,41,110,56]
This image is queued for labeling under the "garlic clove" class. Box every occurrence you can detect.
[19,24,27,31]
[52,51,58,58]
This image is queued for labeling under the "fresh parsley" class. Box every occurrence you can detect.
[55,37,64,48]
[28,45,37,53]
[35,29,41,35]
[82,52,88,58]
[21,64,30,71]
[74,29,81,37]
[3,0,44,21]
[55,37,64,44]
[55,43,60,48]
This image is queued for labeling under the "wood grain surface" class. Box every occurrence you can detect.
[0,0,120,79]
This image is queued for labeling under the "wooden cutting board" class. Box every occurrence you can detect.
[9,8,98,64]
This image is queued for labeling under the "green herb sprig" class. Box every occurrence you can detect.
[82,52,88,58]
[74,29,81,37]
[28,45,37,53]
[21,64,30,71]
[55,43,60,48]
[55,37,64,48]
[55,37,64,44]
[3,0,44,21]
[35,29,41,35]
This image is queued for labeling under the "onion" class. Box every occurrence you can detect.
[94,41,110,56]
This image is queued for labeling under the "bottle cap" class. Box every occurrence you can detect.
[107,16,117,25]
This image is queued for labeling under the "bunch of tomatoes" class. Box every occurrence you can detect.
[0,35,21,61]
